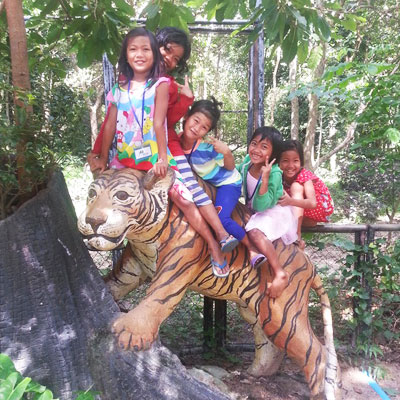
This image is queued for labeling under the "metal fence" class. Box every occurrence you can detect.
[89,224,400,355]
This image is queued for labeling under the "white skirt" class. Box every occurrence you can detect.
[245,204,298,245]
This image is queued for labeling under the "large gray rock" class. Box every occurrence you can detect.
[0,170,229,400]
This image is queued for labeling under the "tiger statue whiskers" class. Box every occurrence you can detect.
[78,168,341,400]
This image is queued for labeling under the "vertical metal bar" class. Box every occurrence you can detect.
[352,230,364,346]
[256,24,265,129]
[203,297,214,350]
[247,47,254,145]
[101,53,118,166]
[364,225,375,315]
[102,53,115,109]
[214,299,227,348]
[102,53,121,266]
[247,0,265,145]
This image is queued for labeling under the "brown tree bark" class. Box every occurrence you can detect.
[269,48,281,125]
[303,44,326,171]
[4,0,31,116]
[289,57,299,139]
[4,0,33,194]
[313,102,367,169]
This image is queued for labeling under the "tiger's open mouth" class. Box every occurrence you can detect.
[81,226,129,251]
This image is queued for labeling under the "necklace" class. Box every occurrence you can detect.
[246,164,261,204]
[127,80,150,140]
[186,140,199,164]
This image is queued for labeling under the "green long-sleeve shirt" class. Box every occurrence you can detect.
[236,155,283,212]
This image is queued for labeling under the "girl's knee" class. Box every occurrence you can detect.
[170,191,192,209]
[302,217,317,227]
[248,228,263,241]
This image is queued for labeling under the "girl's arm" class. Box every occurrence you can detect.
[279,180,317,209]
[167,76,194,127]
[206,137,235,170]
[153,81,169,177]
[93,104,117,173]
[88,104,112,171]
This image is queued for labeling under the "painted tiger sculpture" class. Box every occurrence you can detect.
[78,168,341,400]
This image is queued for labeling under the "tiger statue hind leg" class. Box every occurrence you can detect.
[78,168,341,399]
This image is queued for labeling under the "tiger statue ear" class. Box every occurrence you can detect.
[142,167,175,197]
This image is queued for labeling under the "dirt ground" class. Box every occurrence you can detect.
[180,349,400,400]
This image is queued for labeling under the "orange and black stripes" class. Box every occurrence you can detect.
[79,168,340,399]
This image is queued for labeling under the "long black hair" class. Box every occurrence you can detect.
[156,27,191,74]
[249,126,283,162]
[184,96,222,131]
[118,27,164,86]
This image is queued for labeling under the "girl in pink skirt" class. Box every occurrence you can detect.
[237,127,298,298]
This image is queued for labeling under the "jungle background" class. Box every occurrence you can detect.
[1,0,399,399]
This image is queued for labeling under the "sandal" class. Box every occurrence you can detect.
[250,254,267,269]
[211,257,230,278]
[220,235,239,253]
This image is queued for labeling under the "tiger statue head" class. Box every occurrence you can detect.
[78,168,175,251]
[78,168,341,400]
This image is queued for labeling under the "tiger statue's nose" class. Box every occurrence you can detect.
[85,215,107,233]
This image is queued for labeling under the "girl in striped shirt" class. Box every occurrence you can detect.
[180,98,266,278]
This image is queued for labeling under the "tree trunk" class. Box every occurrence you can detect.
[269,48,281,125]
[0,171,229,400]
[4,0,32,188]
[303,44,326,171]
[289,57,299,139]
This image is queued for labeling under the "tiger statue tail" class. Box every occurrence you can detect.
[312,274,342,400]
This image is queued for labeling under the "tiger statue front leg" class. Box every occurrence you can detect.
[78,168,341,400]
[111,236,207,350]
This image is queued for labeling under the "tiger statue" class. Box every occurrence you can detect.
[78,168,341,400]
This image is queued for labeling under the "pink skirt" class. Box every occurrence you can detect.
[245,204,298,245]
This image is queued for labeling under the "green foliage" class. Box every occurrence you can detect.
[22,0,136,67]
[0,72,91,219]
[0,354,99,399]
[306,232,400,362]
[336,237,400,356]
[338,149,399,222]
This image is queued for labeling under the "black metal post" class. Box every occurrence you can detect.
[203,297,214,350]
[352,230,364,346]
[102,53,115,109]
[214,299,227,348]
[247,0,265,145]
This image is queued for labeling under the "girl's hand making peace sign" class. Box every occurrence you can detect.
[261,156,276,180]
[176,75,193,98]
[258,156,276,195]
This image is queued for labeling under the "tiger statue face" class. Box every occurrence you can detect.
[77,168,174,251]
[78,168,341,400]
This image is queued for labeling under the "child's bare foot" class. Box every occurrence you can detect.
[267,270,289,298]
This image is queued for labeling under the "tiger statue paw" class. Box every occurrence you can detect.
[112,306,159,351]
[78,168,341,400]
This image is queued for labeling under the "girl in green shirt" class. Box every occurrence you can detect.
[237,127,298,298]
